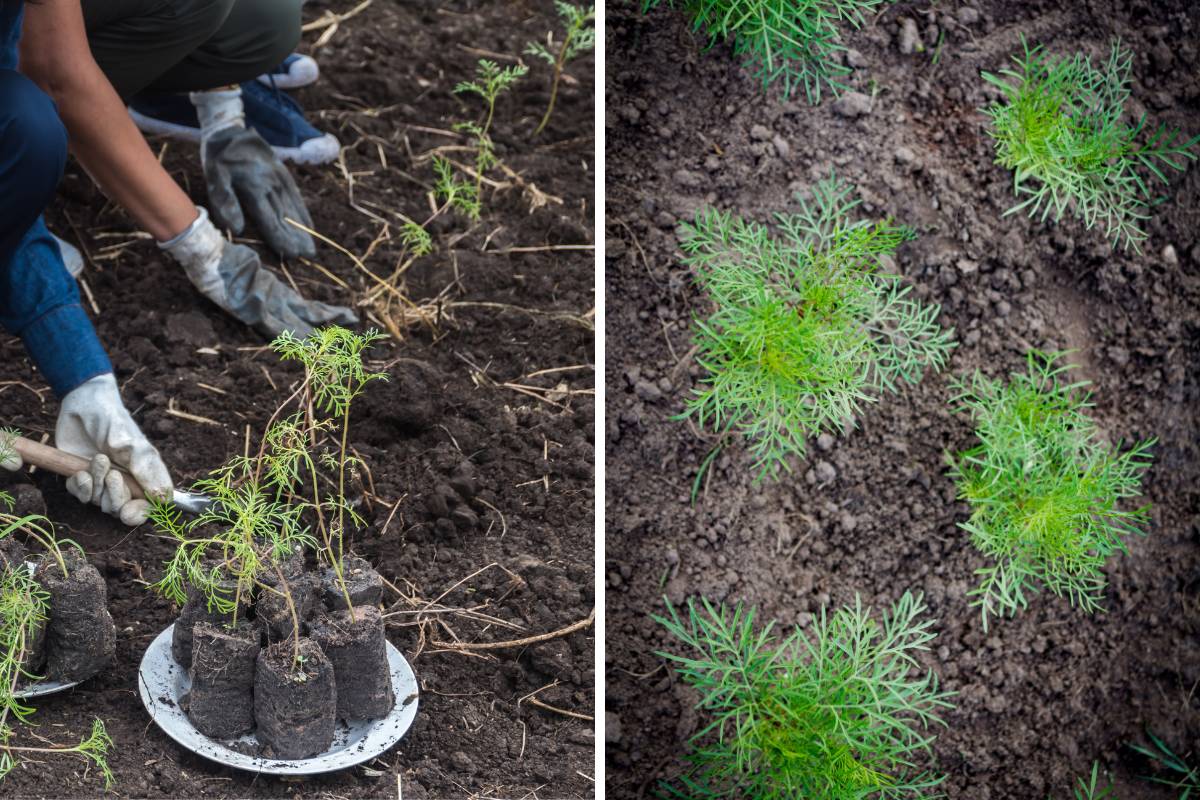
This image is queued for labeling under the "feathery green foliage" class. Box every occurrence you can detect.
[526,2,596,134]
[678,175,955,484]
[1132,732,1199,799]
[642,0,887,104]
[947,351,1154,630]
[0,540,113,788]
[982,37,1200,251]
[655,591,953,799]
[151,327,386,666]
[446,59,528,218]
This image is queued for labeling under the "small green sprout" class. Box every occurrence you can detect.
[432,155,481,220]
[1062,762,1116,800]
[655,591,953,798]
[400,221,433,257]
[525,2,596,135]
[448,59,528,217]
[678,174,954,485]
[0,566,114,790]
[982,37,1200,251]
[642,0,887,104]
[947,351,1154,630]
[1132,732,1199,798]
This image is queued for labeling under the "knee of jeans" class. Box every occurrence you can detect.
[0,72,68,205]
[240,0,303,74]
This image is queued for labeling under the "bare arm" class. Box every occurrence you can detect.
[19,0,198,241]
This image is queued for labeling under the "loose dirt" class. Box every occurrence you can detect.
[0,0,595,796]
[605,1,1198,797]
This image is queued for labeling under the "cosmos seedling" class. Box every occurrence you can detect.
[982,37,1200,251]
[655,591,953,798]
[678,175,954,486]
[526,2,596,135]
[642,0,886,104]
[443,59,529,219]
[946,351,1154,631]
[152,327,385,669]
[0,527,113,787]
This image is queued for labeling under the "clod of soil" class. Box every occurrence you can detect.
[0,537,26,573]
[309,605,393,720]
[185,621,259,739]
[321,555,383,610]
[171,577,246,667]
[253,638,337,760]
[34,548,115,683]
[257,569,320,645]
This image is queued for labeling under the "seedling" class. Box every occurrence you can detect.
[678,175,954,486]
[445,59,529,219]
[1132,732,1199,798]
[947,351,1154,630]
[655,591,953,798]
[526,2,596,135]
[642,0,887,104]
[982,37,1200,251]
[1063,762,1116,799]
[152,327,385,669]
[0,522,112,788]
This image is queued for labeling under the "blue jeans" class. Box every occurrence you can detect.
[0,70,112,397]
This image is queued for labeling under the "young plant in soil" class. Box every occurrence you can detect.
[0,484,115,684]
[151,326,392,751]
[0,514,113,788]
[641,0,886,104]
[982,37,1200,252]
[655,591,953,798]
[678,175,955,485]
[946,351,1154,631]
[443,58,529,219]
[1064,763,1115,799]
[1132,732,1199,797]
[526,2,596,135]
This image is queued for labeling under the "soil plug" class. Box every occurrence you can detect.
[34,549,115,683]
[320,555,382,611]
[253,638,337,759]
[171,575,247,667]
[309,605,393,720]
[258,569,319,644]
[185,621,259,739]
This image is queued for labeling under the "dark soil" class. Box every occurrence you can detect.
[0,0,595,796]
[605,2,1199,798]
[172,574,244,666]
[254,638,338,760]
[309,605,394,721]
[34,548,116,684]
[186,621,259,739]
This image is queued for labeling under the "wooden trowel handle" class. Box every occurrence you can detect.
[9,435,147,500]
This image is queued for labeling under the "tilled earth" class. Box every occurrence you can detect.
[1,1,595,797]
[605,1,1199,797]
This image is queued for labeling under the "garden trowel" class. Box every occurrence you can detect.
[9,435,212,515]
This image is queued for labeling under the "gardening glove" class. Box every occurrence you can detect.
[56,374,174,526]
[159,206,358,337]
[190,88,317,260]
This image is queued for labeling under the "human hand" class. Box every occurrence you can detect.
[191,89,317,260]
[160,207,358,337]
[56,374,173,526]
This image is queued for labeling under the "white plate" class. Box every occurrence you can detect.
[138,624,419,775]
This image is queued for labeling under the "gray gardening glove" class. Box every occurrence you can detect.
[160,207,358,337]
[190,88,317,260]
